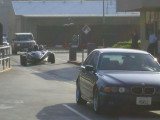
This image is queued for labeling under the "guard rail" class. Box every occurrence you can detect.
[0,45,11,72]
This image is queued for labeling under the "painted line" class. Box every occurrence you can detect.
[62,82,75,87]
[63,104,91,120]
[0,104,14,109]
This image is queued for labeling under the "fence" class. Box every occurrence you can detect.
[0,45,11,72]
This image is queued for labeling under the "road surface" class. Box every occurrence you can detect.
[0,52,160,120]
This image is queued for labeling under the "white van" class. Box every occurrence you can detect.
[12,33,36,54]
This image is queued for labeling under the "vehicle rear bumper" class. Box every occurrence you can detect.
[99,92,160,110]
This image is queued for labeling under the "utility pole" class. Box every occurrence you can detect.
[103,0,105,24]
[102,0,105,47]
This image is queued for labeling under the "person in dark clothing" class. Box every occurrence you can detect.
[131,30,139,49]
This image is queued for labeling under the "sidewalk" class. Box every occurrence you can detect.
[50,48,87,66]
[67,60,82,66]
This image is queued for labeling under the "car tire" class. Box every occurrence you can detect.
[20,55,27,66]
[93,88,101,114]
[48,53,55,64]
[76,80,87,105]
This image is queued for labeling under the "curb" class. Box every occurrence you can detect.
[0,68,12,73]
[67,60,82,66]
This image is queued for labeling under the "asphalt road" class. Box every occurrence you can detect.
[1,52,160,120]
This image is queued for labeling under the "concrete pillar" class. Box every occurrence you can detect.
[69,48,77,61]
[87,43,96,55]
[140,11,148,51]
[16,16,22,32]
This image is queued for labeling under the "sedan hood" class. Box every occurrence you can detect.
[98,70,160,87]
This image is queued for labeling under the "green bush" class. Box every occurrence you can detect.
[112,41,141,49]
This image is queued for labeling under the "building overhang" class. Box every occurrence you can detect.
[117,0,160,12]
[12,1,139,18]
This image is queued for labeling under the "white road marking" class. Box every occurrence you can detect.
[63,104,91,120]
[62,82,75,87]
[15,100,24,104]
[2,100,24,104]
[0,104,14,109]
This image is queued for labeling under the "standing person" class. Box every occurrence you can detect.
[147,30,157,56]
[131,29,139,49]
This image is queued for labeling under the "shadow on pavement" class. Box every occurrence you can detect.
[36,103,83,120]
[36,103,160,120]
[32,66,79,81]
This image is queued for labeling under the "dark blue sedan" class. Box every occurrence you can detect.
[76,48,160,113]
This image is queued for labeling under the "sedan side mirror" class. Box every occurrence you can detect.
[85,65,95,71]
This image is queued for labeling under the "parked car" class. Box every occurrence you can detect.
[3,36,9,46]
[12,33,36,54]
[20,45,55,66]
[76,48,160,114]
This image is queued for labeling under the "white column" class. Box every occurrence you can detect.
[140,11,148,51]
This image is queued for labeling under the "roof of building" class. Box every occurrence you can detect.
[12,1,140,17]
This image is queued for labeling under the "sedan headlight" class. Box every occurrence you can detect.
[102,87,126,93]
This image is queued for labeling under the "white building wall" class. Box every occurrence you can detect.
[0,0,88,41]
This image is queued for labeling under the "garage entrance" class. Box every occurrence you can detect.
[37,25,78,45]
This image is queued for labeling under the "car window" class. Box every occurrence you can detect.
[98,53,160,72]
[90,52,99,68]
[83,51,96,66]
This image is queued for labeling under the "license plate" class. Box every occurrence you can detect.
[136,97,152,105]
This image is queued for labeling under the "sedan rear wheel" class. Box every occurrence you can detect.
[76,81,87,105]
[93,88,101,114]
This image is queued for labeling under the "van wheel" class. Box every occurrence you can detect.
[20,55,27,66]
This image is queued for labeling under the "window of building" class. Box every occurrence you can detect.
[145,11,160,40]
[0,0,4,4]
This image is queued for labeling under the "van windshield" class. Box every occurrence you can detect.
[3,37,7,42]
[15,35,33,41]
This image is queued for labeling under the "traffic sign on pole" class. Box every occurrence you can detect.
[82,25,91,35]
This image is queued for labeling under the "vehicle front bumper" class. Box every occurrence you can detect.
[15,42,35,52]
[99,92,160,110]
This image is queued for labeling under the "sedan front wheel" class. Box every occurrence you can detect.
[93,88,101,114]
[76,82,87,105]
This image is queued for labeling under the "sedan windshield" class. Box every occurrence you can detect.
[98,53,160,72]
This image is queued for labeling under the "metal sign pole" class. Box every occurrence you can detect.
[82,48,84,63]
[0,23,3,45]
